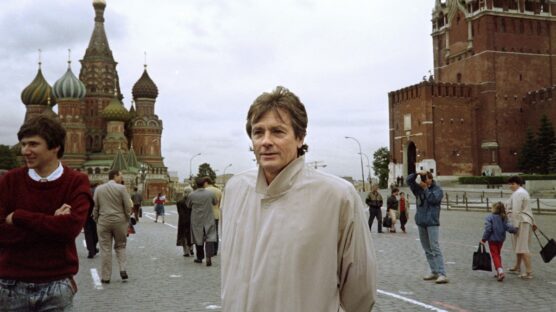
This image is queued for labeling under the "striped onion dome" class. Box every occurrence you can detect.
[102,96,130,122]
[52,64,86,100]
[21,68,55,106]
[132,67,158,99]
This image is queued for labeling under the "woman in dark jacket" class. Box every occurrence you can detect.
[176,187,194,256]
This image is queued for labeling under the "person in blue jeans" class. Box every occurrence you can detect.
[407,171,448,284]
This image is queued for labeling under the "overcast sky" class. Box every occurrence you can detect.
[0,0,434,180]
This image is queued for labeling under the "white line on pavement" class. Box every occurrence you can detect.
[90,268,103,290]
[143,212,177,229]
[377,289,448,312]
[82,239,87,249]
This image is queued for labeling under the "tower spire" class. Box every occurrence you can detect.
[67,48,72,68]
[38,49,42,69]
[144,51,147,69]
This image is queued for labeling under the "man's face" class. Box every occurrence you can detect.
[251,109,303,183]
[20,135,59,173]
[114,172,123,183]
[509,182,519,192]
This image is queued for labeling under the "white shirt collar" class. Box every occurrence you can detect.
[28,162,64,182]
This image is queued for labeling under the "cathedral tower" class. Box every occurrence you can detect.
[53,58,87,168]
[79,0,122,153]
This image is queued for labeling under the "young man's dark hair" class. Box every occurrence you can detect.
[17,115,66,158]
[195,177,209,188]
[507,175,524,186]
[108,170,120,180]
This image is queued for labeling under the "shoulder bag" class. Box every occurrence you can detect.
[472,243,492,271]
[533,227,556,263]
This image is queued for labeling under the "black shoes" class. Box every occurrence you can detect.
[101,279,110,284]
[194,259,202,264]
[206,258,212,267]
[120,271,128,280]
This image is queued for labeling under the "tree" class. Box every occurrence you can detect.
[196,163,217,183]
[536,114,555,174]
[0,144,18,170]
[548,142,556,173]
[518,128,538,173]
[372,147,390,189]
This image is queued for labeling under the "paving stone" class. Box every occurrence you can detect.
[73,205,556,311]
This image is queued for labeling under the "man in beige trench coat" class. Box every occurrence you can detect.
[221,86,377,312]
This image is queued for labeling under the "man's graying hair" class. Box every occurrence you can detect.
[245,86,309,156]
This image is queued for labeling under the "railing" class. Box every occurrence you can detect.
[403,190,556,215]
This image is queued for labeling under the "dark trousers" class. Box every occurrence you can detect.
[369,208,382,233]
[196,242,216,261]
[214,219,219,255]
[400,212,408,231]
[84,217,98,255]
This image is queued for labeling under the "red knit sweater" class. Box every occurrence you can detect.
[0,166,92,282]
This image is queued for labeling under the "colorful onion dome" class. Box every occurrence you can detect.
[132,67,158,99]
[102,95,130,122]
[52,63,86,100]
[21,68,55,106]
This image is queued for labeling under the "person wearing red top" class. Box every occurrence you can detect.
[0,116,92,311]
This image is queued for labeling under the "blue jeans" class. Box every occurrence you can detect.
[418,225,446,276]
[0,277,76,311]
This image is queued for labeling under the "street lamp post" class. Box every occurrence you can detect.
[359,152,372,185]
[138,163,149,199]
[189,153,201,181]
[223,163,232,185]
[345,136,366,192]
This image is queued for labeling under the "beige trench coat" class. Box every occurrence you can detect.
[221,156,377,312]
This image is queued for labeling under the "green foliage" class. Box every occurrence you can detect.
[536,114,555,174]
[519,174,556,181]
[518,128,538,173]
[372,147,390,189]
[196,163,217,182]
[458,176,507,185]
[0,144,18,170]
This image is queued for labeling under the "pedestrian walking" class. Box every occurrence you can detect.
[399,191,409,233]
[84,183,100,258]
[407,171,449,284]
[387,187,400,233]
[131,187,143,222]
[205,178,222,255]
[93,170,132,283]
[506,176,536,279]
[480,202,517,281]
[0,116,93,310]
[176,186,194,257]
[153,193,166,223]
[366,184,384,233]
[220,86,376,311]
[186,177,218,266]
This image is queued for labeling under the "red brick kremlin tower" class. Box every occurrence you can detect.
[389,0,556,181]
[19,0,170,199]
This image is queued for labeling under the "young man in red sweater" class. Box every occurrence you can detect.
[0,116,92,311]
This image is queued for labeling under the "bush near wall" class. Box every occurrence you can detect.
[459,175,556,184]
[458,176,508,184]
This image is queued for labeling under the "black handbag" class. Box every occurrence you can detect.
[533,228,556,263]
[382,215,392,228]
[472,243,492,271]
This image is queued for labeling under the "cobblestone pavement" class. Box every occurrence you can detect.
[73,205,556,312]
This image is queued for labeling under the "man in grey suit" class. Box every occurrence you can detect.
[93,170,132,283]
